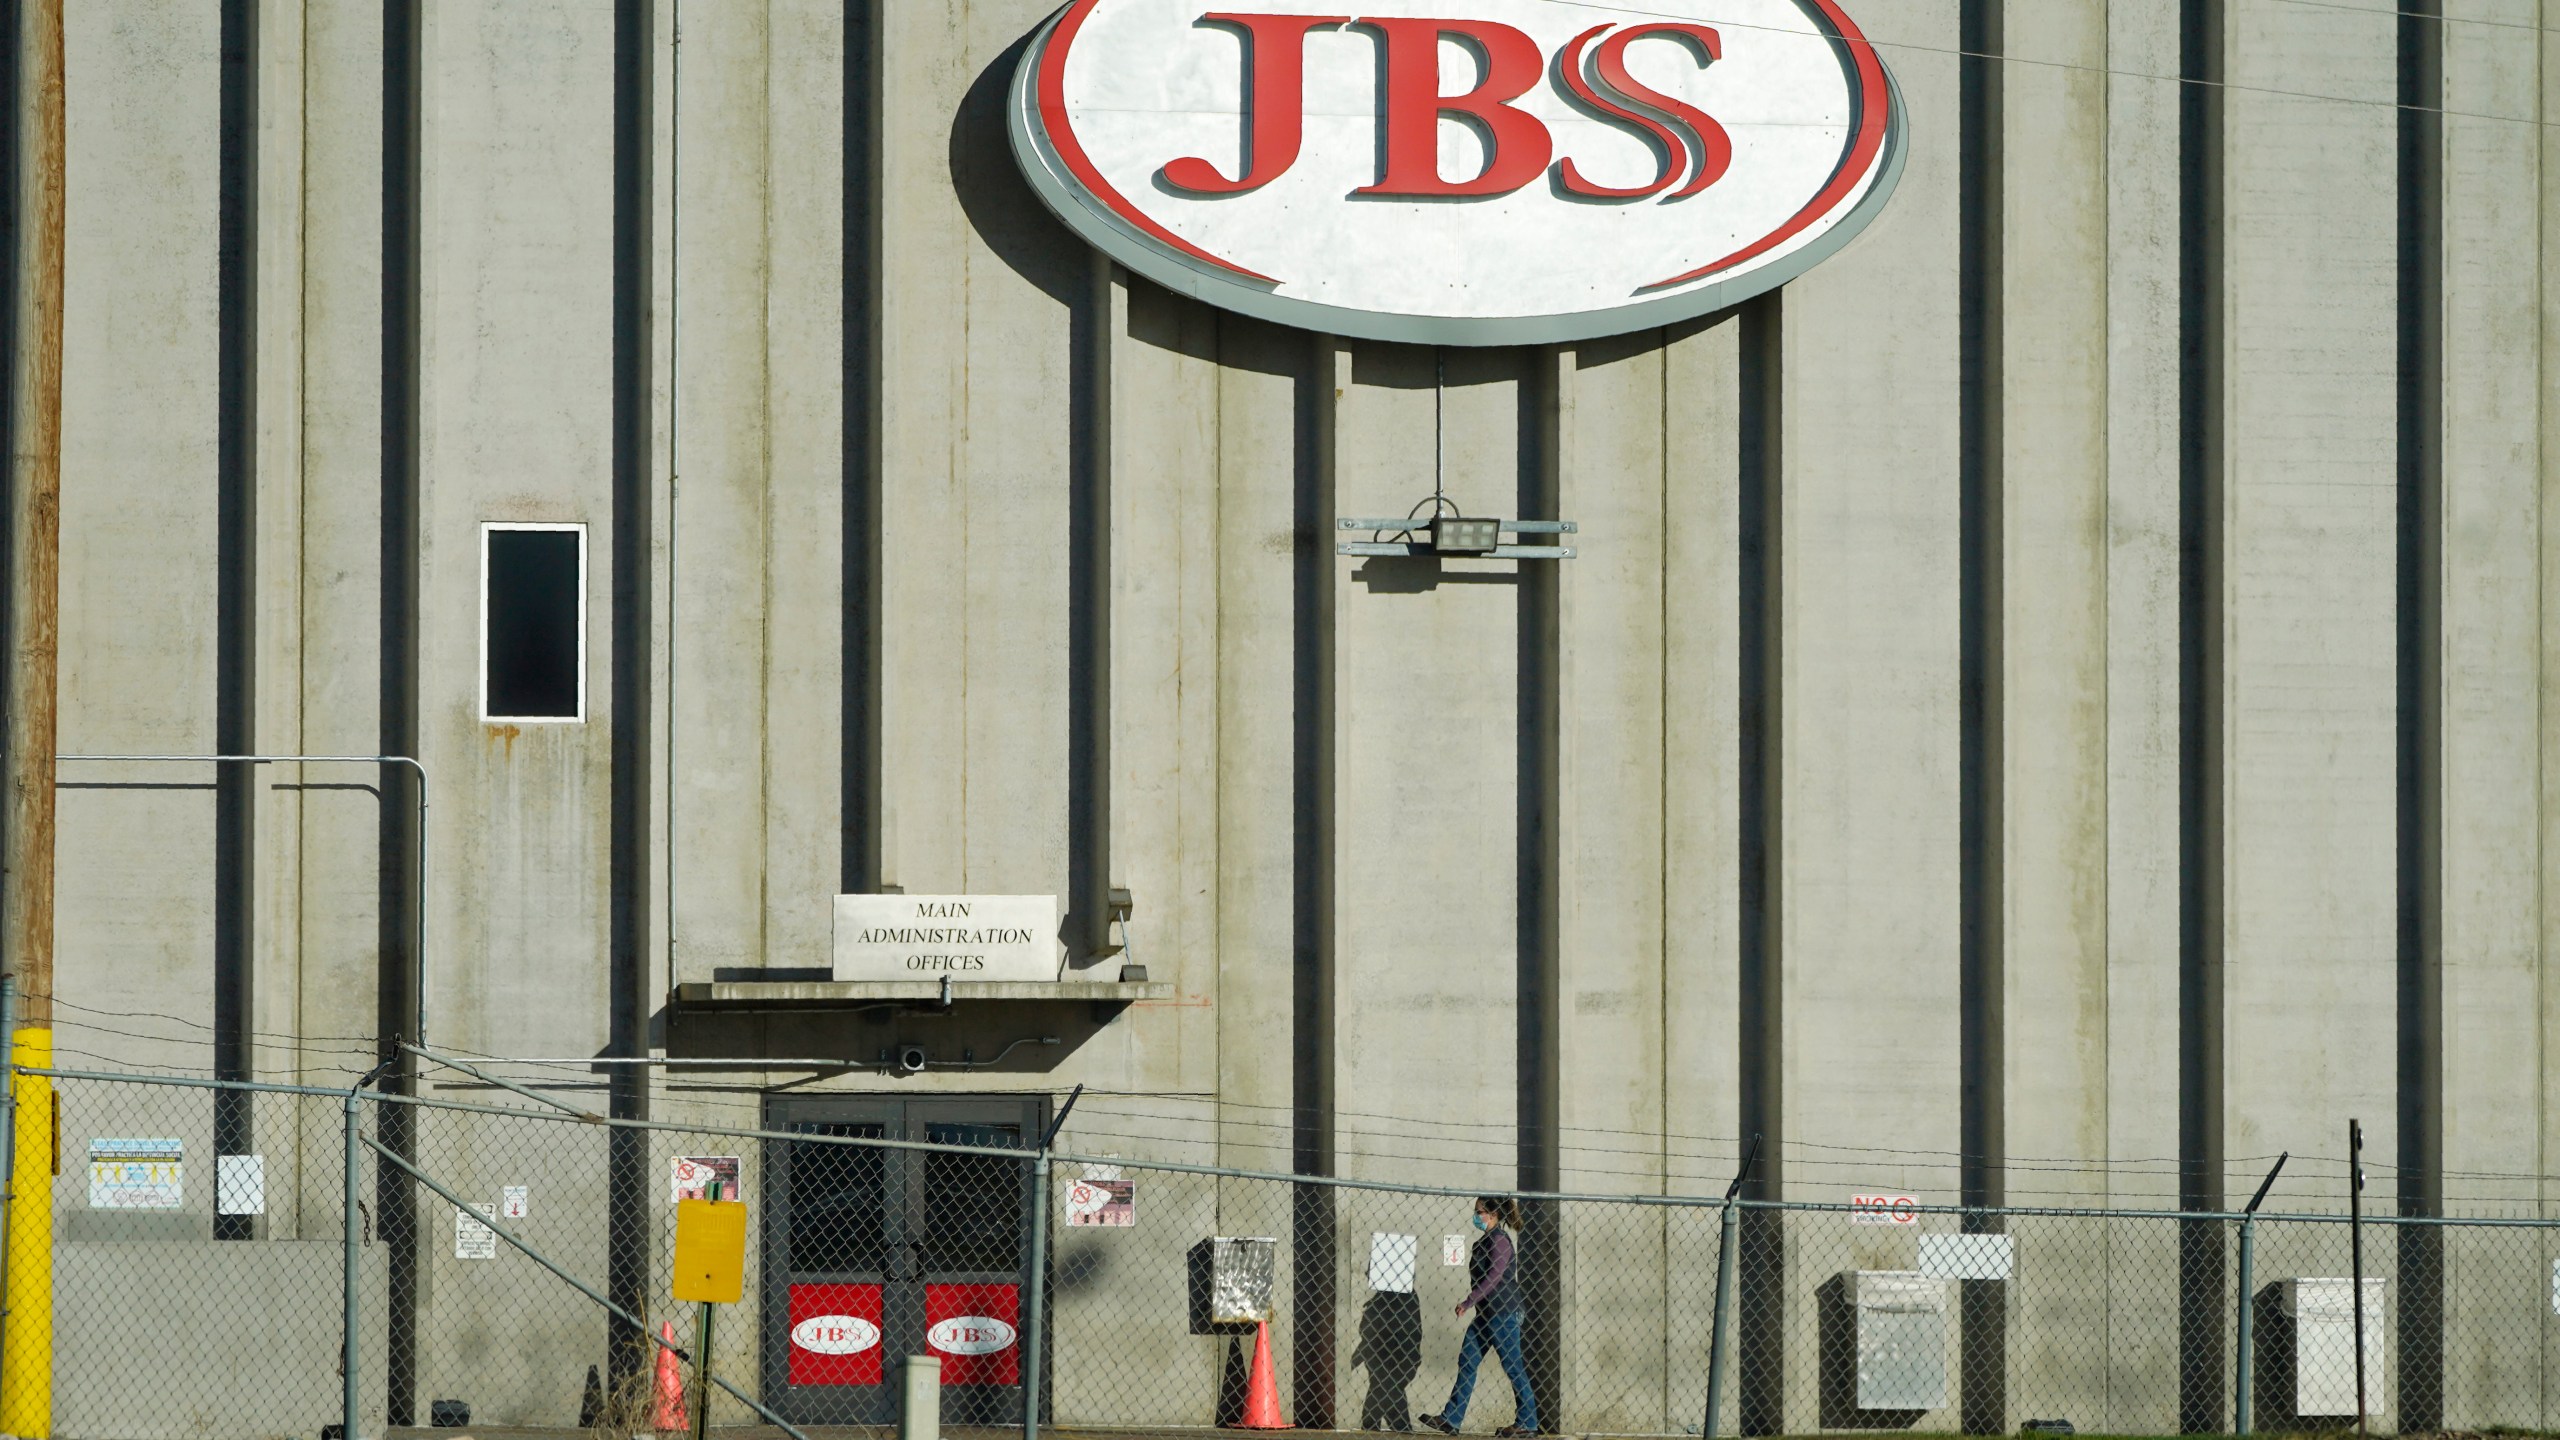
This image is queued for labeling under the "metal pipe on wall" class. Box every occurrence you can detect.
[52,755,430,1047]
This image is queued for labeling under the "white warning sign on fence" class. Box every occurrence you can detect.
[88,1138,183,1210]
[1849,1194,1920,1227]
[455,1203,497,1260]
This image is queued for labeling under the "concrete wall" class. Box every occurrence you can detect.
[31,0,2560,1433]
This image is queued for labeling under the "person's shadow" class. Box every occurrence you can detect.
[1351,1290,1424,1431]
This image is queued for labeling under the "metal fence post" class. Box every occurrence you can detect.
[1024,1148,1050,1440]
[2234,1216,2253,1436]
[2235,1152,2287,1437]
[1702,1133,1758,1440]
[344,1086,364,1440]
[1703,1198,1738,1439]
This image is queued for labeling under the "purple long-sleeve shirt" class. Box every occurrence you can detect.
[1462,1228,1515,1311]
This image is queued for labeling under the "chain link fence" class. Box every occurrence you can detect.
[15,1066,2560,1439]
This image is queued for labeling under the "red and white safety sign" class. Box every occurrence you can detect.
[1849,1194,1919,1227]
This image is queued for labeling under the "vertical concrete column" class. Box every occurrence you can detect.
[1212,319,1323,1175]
[1661,316,1743,1435]
[1998,0,2110,1423]
[1331,342,1521,1196]
[378,0,424,1419]
[1108,280,1219,1092]
[608,0,658,1403]
[296,0,390,1097]
[55,0,223,1050]
[2103,0,2189,1428]
[763,0,847,973]
[251,0,307,1127]
[667,1,779,979]
[1551,334,1670,1430]
[2432,0,2540,1426]
[2543,0,2560,1255]
[877,0,1076,901]
[1291,334,1343,1430]
[212,0,262,1240]
[874,1,967,892]
[2392,0,2447,1428]
[1731,294,1784,1440]
[842,0,883,896]
[1774,1,1963,1429]
[2219,0,2401,1217]
[2173,0,2229,1424]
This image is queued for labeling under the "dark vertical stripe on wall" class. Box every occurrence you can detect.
[378,0,423,1421]
[1068,255,1112,961]
[1516,346,1563,1429]
[841,1,880,893]
[2176,0,2227,1429]
[1733,291,1785,1439]
[1956,0,2005,1426]
[2394,1,2444,1428]
[607,0,656,1398]
[1289,333,1337,1427]
[213,0,259,1244]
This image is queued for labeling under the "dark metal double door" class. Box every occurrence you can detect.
[761,1095,1045,1427]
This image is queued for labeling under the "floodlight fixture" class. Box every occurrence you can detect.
[1334,513,1578,560]
[1432,516,1503,554]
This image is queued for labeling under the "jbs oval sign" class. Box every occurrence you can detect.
[1009,0,1904,344]
[928,1316,1019,1356]
[790,1314,883,1355]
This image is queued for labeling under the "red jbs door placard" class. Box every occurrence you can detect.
[923,1283,1020,1386]
[785,1283,885,1387]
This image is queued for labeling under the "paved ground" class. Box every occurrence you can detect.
[383,1429,1474,1440]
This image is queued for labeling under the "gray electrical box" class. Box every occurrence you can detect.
[1211,1236,1279,1324]
[1846,1271,1950,1410]
[2278,1278,2384,1417]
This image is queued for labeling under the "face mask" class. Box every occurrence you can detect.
[1472,1213,1490,1232]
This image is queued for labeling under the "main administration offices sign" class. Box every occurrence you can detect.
[834,894,1061,982]
[1009,0,1905,345]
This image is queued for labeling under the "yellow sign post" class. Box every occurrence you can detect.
[3,1019,54,1440]
[672,1183,747,1440]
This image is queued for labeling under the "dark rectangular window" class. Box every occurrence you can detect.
[482,524,585,721]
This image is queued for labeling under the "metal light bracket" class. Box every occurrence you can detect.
[1335,516,1578,560]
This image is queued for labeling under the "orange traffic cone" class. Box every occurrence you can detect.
[652,1320,687,1434]
[1230,1319,1292,1429]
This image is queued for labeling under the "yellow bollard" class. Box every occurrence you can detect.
[2,1025,53,1439]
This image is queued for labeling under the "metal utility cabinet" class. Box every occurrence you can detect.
[1845,1271,1950,1410]
[2278,1278,2385,1418]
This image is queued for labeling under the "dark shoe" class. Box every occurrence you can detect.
[1495,1427,1536,1437]
[1420,1416,1457,1435]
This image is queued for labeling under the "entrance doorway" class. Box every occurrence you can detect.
[760,1094,1048,1426]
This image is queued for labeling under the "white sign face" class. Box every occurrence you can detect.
[792,1314,883,1356]
[455,1203,497,1261]
[89,1138,183,1210]
[501,1185,530,1220]
[1848,1193,1918,1226]
[928,1316,1019,1357]
[1370,1232,1419,1293]
[1917,1233,2012,1281]
[216,1154,265,1217]
[670,1155,743,1204]
[1010,0,1903,345]
[833,894,1060,982]
[1443,1235,1468,1267]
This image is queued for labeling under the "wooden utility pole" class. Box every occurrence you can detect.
[4,0,62,1030]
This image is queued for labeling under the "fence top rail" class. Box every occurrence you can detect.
[23,1064,2560,1228]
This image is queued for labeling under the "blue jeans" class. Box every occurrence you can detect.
[1443,1309,1537,1431]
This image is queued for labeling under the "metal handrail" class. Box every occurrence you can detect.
[55,752,430,1048]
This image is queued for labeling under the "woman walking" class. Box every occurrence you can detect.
[1420,1197,1539,1436]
